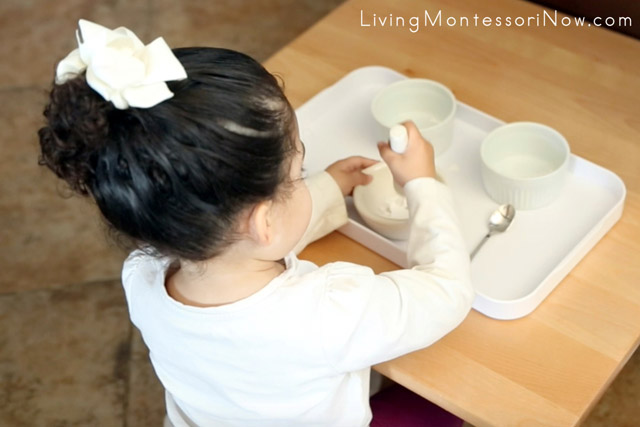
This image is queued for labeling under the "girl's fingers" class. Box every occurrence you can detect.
[345,156,378,171]
[378,142,400,164]
[355,171,373,186]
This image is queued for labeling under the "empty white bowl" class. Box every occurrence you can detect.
[371,78,456,156]
[481,122,570,210]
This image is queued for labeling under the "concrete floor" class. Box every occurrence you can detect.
[0,0,637,425]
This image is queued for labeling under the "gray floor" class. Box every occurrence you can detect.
[0,0,637,425]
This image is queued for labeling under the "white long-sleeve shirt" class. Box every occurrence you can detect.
[121,171,473,427]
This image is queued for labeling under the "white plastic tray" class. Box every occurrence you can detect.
[296,66,626,320]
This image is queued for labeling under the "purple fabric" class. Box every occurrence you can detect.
[370,384,463,427]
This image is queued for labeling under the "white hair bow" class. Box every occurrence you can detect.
[55,19,187,109]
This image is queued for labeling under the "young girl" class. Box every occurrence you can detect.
[39,20,473,426]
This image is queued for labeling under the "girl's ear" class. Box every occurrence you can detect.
[247,200,273,246]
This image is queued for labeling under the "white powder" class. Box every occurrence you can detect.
[377,194,409,220]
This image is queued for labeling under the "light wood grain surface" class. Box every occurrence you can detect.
[264,0,640,425]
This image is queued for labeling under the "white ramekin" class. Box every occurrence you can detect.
[481,122,570,210]
[371,78,456,156]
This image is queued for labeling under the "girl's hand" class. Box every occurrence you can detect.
[325,156,378,196]
[377,121,436,187]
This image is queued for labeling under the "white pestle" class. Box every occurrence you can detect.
[389,124,408,154]
[388,124,408,195]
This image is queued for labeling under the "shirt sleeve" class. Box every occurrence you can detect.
[293,171,349,254]
[121,250,145,307]
[318,177,474,373]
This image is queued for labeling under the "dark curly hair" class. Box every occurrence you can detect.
[38,47,297,261]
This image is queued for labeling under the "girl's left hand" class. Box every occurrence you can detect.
[325,156,378,196]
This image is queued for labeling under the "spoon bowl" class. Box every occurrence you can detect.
[471,204,516,260]
[489,204,516,233]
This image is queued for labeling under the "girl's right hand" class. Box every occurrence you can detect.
[377,121,436,187]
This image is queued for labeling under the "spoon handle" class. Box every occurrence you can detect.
[470,233,492,260]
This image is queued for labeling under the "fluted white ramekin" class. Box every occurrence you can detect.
[481,122,570,210]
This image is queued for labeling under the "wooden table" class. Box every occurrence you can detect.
[264,0,640,425]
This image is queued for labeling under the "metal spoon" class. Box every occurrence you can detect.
[470,204,516,260]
